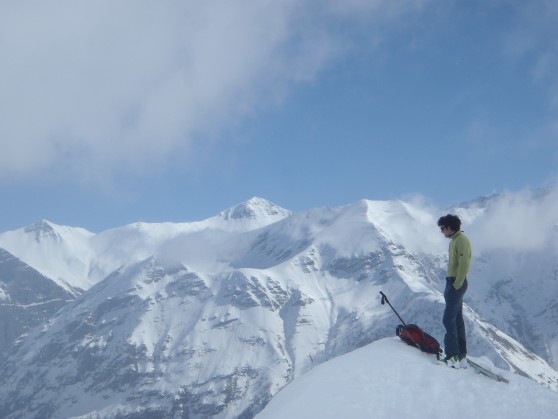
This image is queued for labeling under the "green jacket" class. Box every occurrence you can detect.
[448,231,471,289]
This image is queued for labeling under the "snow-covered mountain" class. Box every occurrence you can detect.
[257,337,558,419]
[0,219,96,293]
[0,247,75,351]
[0,198,293,293]
[0,192,557,418]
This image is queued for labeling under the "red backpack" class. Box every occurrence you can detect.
[396,324,442,359]
[380,291,442,360]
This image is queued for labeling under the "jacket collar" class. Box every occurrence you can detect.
[450,230,462,240]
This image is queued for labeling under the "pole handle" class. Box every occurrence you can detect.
[379,291,406,325]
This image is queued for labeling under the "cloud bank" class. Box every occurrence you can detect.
[3,0,556,190]
[456,186,558,256]
[0,0,428,182]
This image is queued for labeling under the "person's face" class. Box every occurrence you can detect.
[440,225,454,238]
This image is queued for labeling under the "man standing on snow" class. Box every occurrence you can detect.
[438,214,471,368]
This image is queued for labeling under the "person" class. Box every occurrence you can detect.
[437,214,471,368]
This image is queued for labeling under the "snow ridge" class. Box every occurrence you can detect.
[257,338,558,419]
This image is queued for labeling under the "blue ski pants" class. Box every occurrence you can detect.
[443,277,468,358]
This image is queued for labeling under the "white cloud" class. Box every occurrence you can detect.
[466,186,558,255]
[0,0,429,183]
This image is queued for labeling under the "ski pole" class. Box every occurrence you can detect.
[379,291,406,325]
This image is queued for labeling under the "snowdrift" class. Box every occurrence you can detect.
[258,337,558,419]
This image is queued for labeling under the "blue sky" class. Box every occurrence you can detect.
[1,0,557,232]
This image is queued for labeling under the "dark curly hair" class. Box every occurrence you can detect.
[437,214,462,232]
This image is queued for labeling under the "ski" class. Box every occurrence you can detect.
[466,359,509,384]
[435,357,509,384]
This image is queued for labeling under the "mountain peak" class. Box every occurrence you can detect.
[23,219,60,243]
[218,197,292,223]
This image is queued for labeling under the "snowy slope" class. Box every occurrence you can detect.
[257,337,558,419]
[0,220,96,293]
[0,247,75,351]
[0,198,292,292]
[0,192,558,418]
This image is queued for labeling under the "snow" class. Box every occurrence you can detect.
[2,192,558,417]
[216,196,293,227]
[0,220,96,292]
[257,337,558,419]
[0,198,292,292]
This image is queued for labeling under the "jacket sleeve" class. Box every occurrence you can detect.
[453,236,471,289]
